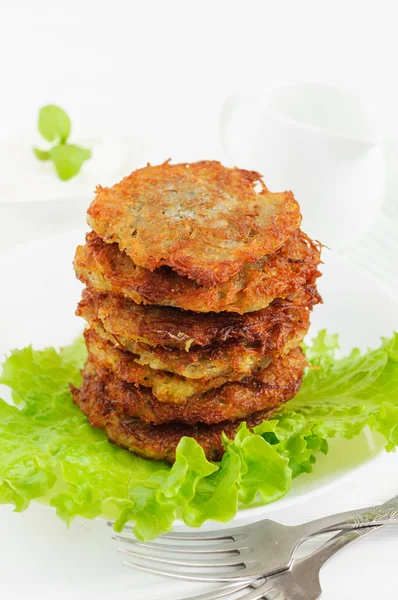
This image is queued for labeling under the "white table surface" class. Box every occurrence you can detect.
[1,1,398,598]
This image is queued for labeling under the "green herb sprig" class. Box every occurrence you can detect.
[33,105,91,181]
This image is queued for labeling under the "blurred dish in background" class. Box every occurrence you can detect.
[0,130,141,204]
[0,130,145,250]
[220,81,385,250]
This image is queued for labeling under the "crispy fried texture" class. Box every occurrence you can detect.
[78,288,312,352]
[74,230,321,314]
[78,290,310,382]
[79,347,306,424]
[87,161,302,286]
[85,328,270,402]
[89,321,275,381]
[71,380,278,463]
[72,384,273,463]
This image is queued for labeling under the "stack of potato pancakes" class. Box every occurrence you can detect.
[72,161,322,463]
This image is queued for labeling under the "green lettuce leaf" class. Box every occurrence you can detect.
[0,331,397,540]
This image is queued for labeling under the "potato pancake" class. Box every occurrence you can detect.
[85,328,271,402]
[78,346,306,423]
[87,161,301,286]
[78,289,310,381]
[71,381,281,463]
[74,230,321,314]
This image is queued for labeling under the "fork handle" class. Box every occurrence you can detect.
[296,494,398,538]
[297,524,380,576]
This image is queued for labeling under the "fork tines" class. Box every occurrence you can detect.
[110,524,258,582]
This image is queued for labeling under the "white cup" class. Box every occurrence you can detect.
[220,82,385,249]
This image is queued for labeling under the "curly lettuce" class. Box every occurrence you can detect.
[0,331,397,540]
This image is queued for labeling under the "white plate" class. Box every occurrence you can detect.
[0,229,397,513]
[0,228,397,524]
[0,229,397,599]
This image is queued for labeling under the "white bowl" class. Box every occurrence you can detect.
[0,130,145,248]
[220,81,385,250]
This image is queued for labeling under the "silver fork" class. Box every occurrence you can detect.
[185,525,380,600]
[113,493,398,581]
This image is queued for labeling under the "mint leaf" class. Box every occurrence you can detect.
[49,144,91,181]
[38,105,71,143]
[33,147,51,161]
[33,105,91,180]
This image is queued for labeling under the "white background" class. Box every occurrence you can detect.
[1,1,398,598]
[2,0,398,164]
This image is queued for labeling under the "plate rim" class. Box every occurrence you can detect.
[0,228,397,526]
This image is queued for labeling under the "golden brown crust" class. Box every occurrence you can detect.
[86,161,302,286]
[88,321,274,381]
[72,160,321,465]
[74,230,322,314]
[78,346,306,424]
[85,328,270,402]
[77,288,312,351]
[71,379,278,463]
[77,289,310,385]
